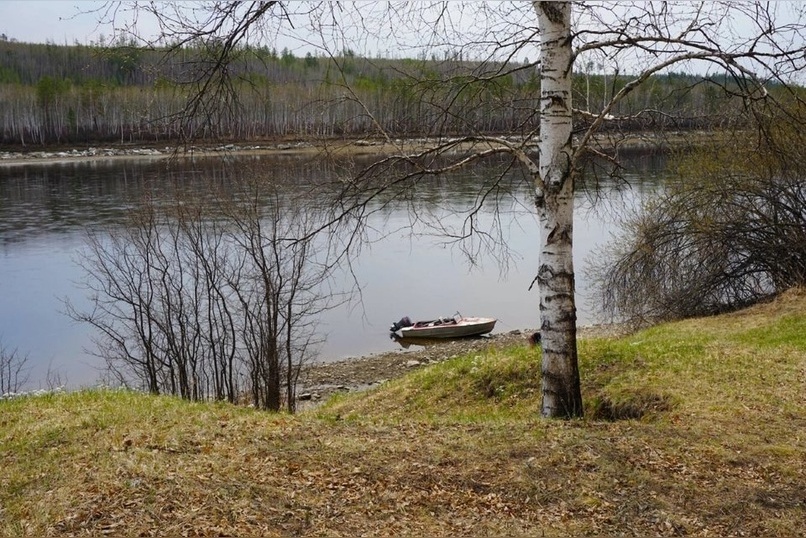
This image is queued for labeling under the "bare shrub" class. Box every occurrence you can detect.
[0,341,30,395]
[69,164,340,412]
[591,105,806,325]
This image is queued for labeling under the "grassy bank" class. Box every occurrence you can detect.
[2,291,805,536]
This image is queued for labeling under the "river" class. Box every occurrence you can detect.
[0,152,664,390]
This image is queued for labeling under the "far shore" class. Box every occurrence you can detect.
[0,139,410,167]
[0,131,686,167]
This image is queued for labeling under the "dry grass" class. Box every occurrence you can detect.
[2,290,805,536]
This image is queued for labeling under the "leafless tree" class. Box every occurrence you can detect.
[69,164,338,411]
[221,173,338,412]
[99,1,806,418]
[0,340,30,395]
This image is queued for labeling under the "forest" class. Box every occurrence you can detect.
[0,37,789,146]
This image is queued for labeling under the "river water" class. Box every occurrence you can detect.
[0,152,664,390]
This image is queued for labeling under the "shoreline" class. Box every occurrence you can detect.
[298,324,627,404]
[0,141,379,166]
[0,131,684,167]
[0,138,478,166]
[1,325,624,402]
[1,137,634,399]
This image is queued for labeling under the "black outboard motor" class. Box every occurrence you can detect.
[390,316,413,332]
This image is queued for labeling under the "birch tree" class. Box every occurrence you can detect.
[102,1,806,418]
[533,2,582,417]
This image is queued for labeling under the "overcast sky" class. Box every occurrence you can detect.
[0,1,332,54]
[1,1,802,83]
[0,1,462,58]
[0,1,116,44]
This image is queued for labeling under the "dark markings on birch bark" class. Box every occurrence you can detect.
[541,372,581,413]
[548,95,566,109]
[546,224,571,245]
[539,2,566,25]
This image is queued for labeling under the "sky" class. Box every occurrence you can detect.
[0,1,360,56]
[0,2,493,62]
[0,1,118,45]
[0,1,803,83]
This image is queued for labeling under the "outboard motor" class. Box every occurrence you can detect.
[390,316,413,332]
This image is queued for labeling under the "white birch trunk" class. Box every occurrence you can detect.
[534,1,583,418]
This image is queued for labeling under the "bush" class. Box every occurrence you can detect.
[591,101,806,325]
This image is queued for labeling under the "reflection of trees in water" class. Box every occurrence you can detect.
[0,152,667,390]
[0,152,662,239]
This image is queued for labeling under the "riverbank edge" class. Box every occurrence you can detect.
[0,134,639,398]
[297,324,627,405]
[0,130,695,167]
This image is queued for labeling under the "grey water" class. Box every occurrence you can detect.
[0,153,664,390]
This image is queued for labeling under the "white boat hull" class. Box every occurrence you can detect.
[394,316,496,339]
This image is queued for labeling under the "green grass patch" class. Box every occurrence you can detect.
[325,346,543,423]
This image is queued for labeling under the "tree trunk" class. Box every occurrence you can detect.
[534,1,583,418]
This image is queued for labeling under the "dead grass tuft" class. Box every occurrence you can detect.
[589,389,674,421]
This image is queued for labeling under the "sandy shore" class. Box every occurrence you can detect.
[0,130,677,167]
[0,138,472,167]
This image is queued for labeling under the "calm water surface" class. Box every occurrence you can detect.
[0,154,663,389]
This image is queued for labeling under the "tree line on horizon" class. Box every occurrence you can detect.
[0,37,788,146]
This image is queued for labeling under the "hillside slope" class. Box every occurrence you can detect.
[2,289,804,536]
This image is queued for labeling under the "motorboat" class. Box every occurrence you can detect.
[390,313,496,339]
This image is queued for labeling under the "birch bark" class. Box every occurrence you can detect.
[533,1,583,418]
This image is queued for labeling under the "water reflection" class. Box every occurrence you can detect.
[0,153,664,389]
